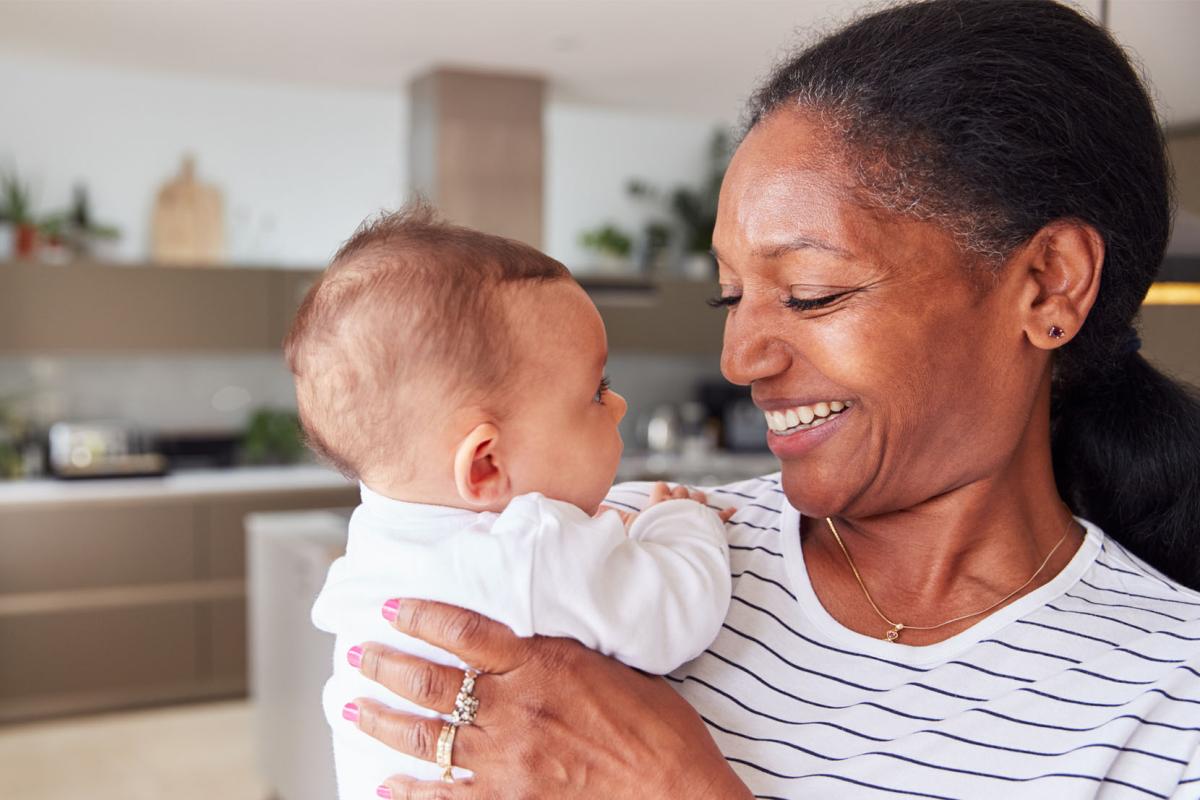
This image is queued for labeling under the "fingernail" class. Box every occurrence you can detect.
[342,702,359,723]
[382,598,400,622]
[376,786,392,799]
[347,646,363,669]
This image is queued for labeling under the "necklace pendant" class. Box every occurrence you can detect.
[884,623,904,642]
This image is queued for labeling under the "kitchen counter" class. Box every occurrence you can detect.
[0,464,354,508]
[0,452,779,509]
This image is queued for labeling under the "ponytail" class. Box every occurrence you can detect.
[1052,353,1200,589]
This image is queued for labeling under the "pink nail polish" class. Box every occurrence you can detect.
[347,646,363,669]
[376,786,392,799]
[382,598,400,622]
[342,702,359,723]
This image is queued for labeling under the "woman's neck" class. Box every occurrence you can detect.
[801,425,1083,645]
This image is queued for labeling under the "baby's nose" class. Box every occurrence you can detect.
[610,391,628,423]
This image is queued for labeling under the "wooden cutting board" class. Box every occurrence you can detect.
[151,155,224,266]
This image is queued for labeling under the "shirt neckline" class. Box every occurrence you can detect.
[777,500,1102,665]
[358,482,484,523]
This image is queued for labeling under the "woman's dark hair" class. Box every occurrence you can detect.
[747,0,1200,588]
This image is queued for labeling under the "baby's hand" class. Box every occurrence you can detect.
[649,481,737,523]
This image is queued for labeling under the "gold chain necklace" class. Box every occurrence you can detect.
[823,515,1076,643]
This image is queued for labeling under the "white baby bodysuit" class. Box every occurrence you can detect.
[311,484,731,798]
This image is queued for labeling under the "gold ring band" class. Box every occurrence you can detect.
[436,722,457,783]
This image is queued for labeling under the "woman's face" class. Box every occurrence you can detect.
[713,110,1042,518]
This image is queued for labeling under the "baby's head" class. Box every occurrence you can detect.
[285,204,626,514]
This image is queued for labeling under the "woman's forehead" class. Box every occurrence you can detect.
[718,117,858,244]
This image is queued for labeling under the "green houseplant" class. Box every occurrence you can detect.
[0,169,38,258]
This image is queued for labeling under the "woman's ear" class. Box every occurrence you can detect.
[1017,219,1104,350]
[452,422,511,509]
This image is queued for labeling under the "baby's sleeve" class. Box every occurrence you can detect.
[501,495,731,675]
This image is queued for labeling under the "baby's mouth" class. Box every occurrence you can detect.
[763,400,852,435]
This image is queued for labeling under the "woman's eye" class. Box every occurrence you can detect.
[784,291,850,311]
[594,376,611,404]
[706,294,741,309]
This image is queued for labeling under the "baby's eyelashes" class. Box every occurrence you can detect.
[594,375,612,403]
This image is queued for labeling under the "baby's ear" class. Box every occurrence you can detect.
[452,423,510,509]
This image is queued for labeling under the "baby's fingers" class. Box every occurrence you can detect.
[718,507,737,523]
[688,488,709,505]
[649,481,671,504]
[669,484,690,501]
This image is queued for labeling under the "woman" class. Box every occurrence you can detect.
[341,1,1200,796]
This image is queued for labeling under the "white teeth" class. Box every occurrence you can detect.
[762,400,852,434]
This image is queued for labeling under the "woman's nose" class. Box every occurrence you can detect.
[720,311,791,386]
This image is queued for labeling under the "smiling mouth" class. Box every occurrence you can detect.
[763,400,852,435]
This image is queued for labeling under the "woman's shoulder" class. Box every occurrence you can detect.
[1079,523,1200,619]
[606,472,785,515]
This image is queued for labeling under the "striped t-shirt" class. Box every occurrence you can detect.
[605,474,1200,799]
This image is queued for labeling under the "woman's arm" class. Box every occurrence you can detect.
[349,599,752,800]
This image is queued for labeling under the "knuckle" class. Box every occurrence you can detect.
[444,609,485,646]
[406,719,437,759]
[410,662,445,703]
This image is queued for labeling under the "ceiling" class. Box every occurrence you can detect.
[1,0,1197,126]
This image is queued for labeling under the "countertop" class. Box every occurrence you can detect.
[0,451,780,508]
[0,464,355,507]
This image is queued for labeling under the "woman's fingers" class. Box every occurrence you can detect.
[382,775,479,800]
[385,599,526,673]
[358,644,464,712]
[352,699,483,767]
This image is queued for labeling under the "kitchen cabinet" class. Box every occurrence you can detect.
[0,260,727,356]
[0,476,357,722]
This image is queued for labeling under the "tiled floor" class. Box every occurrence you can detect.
[0,700,269,800]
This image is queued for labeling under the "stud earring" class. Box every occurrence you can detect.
[1048,325,1065,339]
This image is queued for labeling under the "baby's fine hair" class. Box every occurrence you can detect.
[284,202,570,482]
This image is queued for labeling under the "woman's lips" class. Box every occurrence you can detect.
[764,404,852,459]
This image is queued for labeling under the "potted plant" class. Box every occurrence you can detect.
[0,169,38,259]
[579,223,634,273]
[627,129,733,279]
[40,185,121,260]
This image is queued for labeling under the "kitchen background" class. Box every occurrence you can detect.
[1,1,1197,799]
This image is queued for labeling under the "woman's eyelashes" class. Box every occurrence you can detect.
[706,294,741,308]
[706,289,855,311]
[593,375,612,404]
[784,290,853,311]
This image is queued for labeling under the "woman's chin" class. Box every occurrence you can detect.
[776,467,865,521]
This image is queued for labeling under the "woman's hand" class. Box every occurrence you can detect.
[348,599,750,800]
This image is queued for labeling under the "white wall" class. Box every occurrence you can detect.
[0,55,728,434]
[0,54,725,270]
[544,103,725,271]
[0,53,406,266]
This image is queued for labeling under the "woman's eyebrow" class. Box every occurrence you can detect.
[752,236,852,260]
[710,236,852,265]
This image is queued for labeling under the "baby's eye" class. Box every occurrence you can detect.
[594,376,612,404]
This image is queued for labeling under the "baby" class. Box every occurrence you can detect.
[286,204,731,797]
